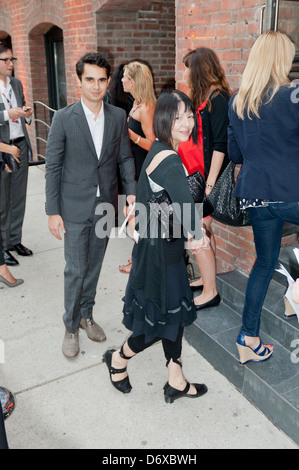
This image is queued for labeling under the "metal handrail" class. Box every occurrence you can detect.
[34,119,51,130]
[31,101,57,165]
[33,101,56,113]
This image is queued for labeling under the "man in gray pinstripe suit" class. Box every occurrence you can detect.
[46,53,136,358]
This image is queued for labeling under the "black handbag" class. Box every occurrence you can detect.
[147,171,214,241]
[147,190,174,241]
[1,152,19,172]
[187,171,214,218]
[207,161,250,226]
[187,171,205,203]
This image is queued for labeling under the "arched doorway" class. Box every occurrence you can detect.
[28,23,66,160]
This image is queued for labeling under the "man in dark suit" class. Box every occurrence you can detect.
[46,52,136,358]
[0,42,33,266]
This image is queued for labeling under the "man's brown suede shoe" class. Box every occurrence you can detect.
[62,329,80,358]
[79,318,106,342]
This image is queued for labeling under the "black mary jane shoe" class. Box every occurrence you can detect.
[102,348,132,394]
[195,293,221,311]
[164,381,208,404]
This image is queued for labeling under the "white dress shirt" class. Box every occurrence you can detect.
[81,98,105,196]
[0,77,24,139]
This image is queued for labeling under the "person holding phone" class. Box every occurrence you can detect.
[0,141,23,287]
[0,41,33,267]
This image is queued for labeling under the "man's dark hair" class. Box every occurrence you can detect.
[76,52,111,81]
[0,42,12,55]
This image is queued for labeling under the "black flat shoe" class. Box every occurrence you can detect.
[164,381,208,404]
[102,349,132,394]
[3,251,19,266]
[11,243,33,256]
[190,284,203,293]
[195,293,221,311]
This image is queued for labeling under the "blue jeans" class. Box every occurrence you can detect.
[241,202,299,337]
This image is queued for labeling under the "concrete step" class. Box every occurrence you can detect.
[185,268,299,446]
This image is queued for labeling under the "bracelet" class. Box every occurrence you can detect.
[206,183,214,189]
[135,135,141,145]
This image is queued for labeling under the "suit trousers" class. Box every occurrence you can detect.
[0,170,4,266]
[63,198,110,333]
[0,138,29,250]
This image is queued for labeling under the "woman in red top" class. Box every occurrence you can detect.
[179,48,231,310]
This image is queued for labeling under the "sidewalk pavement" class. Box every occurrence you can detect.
[0,166,298,450]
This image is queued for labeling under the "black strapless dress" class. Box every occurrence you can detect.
[128,116,148,180]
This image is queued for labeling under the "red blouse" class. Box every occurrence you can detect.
[178,100,208,177]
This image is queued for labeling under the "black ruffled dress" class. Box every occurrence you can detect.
[122,140,203,344]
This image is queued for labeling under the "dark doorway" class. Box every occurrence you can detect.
[44,26,67,110]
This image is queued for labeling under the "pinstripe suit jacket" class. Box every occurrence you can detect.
[0,77,32,151]
[45,100,136,223]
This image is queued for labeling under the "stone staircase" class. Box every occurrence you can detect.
[185,245,299,446]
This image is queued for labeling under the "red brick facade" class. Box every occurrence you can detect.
[0,0,297,276]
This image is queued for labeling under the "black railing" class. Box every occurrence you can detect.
[30,101,56,166]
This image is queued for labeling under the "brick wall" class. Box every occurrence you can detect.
[176,0,264,92]
[0,0,175,158]
[96,1,175,94]
[176,0,298,276]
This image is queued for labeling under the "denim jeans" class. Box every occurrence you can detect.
[241,202,299,337]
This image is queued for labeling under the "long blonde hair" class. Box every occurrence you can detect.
[124,61,156,105]
[233,31,295,119]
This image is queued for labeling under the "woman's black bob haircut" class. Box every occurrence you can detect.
[153,90,198,148]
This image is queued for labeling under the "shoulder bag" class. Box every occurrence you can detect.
[207,161,250,226]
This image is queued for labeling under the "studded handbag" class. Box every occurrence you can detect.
[207,161,250,226]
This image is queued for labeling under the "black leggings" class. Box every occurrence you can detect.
[127,327,184,366]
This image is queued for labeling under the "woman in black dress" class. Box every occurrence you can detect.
[121,61,156,179]
[179,48,230,309]
[103,90,210,403]
[119,61,156,274]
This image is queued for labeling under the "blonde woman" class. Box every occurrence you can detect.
[122,61,156,178]
[119,61,156,273]
[179,48,231,309]
[228,31,299,365]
